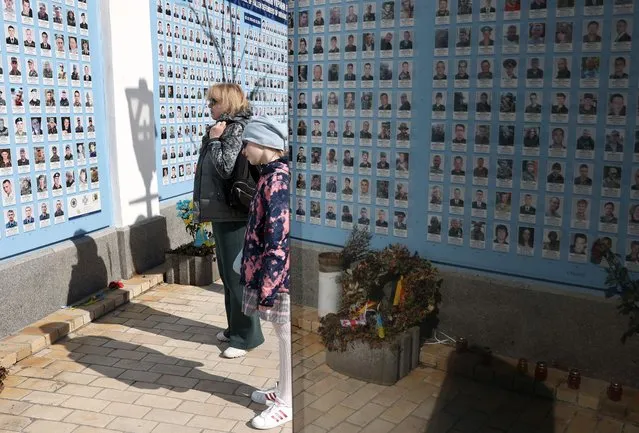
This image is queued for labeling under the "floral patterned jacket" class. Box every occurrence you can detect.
[240,158,290,306]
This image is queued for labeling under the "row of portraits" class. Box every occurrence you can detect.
[422,184,636,229]
[0,86,95,115]
[161,162,195,185]
[433,0,628,21]
[431,56,634,90]
[0,142,97,184]
[290,1,415,31]
[294,147,410,177]
[433,19,634,55]
[288,31,415,59]
[0,57,93,89]
[160,123,207,141]
[158,104,210,124]
[293,199,409,237]
[291,170,409,205]
[290,60,413,87]
[3,24,92,59]
[429,123,634,161]
[431,56,632,93]
[431,90,631,119]
[289,118,411,145]
[157,71,288,92]
[1,199,68,236]
[425,154,629,195]
[157,41,287,67]
[0,114,96,145]
[3,0,88,28]
[290,90,412,114]
[1,164,99,207]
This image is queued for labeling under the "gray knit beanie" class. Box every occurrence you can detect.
[242,116,288,151]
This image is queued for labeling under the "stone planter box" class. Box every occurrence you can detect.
[164,253,220,286]
[326,326,421,386]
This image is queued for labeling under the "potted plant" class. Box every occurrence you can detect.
[165,200,220,286]
[318,231,442,385]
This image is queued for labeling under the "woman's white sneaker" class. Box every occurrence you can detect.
[221,347,247,358]
[251,400,292,430]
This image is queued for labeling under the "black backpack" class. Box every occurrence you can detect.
[226,151,260,213]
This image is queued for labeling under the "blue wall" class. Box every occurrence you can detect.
[0,0,113,260]
[151,0,288,202]
[289,0,639,292]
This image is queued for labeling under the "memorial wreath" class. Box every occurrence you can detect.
[319,227,442,351]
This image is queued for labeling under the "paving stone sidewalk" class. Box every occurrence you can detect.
[1,282,637,433]
[0,283,292,433]
[291,324,639,433]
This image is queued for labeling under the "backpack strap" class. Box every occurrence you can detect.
[248,163,261,183]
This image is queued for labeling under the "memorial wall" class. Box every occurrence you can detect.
[0,0,109,260]
[289,0,639,291]
[152,0,288,201]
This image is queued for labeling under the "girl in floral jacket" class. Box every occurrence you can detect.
[238,116,292,429]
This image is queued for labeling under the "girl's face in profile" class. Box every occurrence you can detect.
[242,141,268,165]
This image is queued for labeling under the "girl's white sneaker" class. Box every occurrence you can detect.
[221,347,247,358]
[251,384,279,406]
[251,400,292,430]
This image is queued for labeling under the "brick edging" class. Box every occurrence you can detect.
[0,265,167,371]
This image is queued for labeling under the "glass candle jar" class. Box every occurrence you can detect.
[535,361,548,381]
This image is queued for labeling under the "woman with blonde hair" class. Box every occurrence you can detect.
[193,83,264,358]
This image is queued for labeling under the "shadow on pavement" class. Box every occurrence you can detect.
[41,322,267,421]
[424,344,556,433]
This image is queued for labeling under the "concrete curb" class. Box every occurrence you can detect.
[0,264,167,371]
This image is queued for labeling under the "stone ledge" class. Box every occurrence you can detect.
[0,264,166,386]
[420,342,639,425]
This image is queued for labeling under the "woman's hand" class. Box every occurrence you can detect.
[209,121,227,139]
